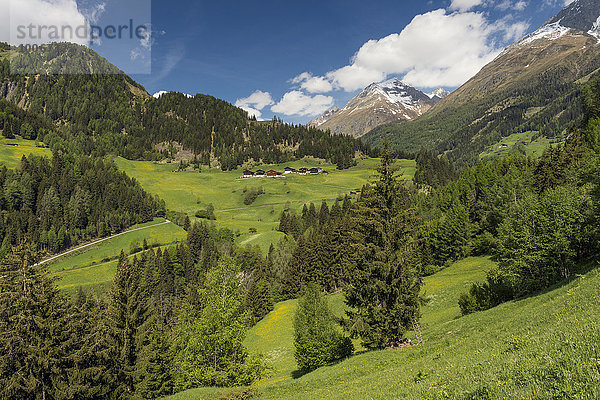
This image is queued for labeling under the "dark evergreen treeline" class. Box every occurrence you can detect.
[413,150,457,188]
[451,78,600,313]
[0,99,54,140]
[0,43,370,170]
[0,153,164,258]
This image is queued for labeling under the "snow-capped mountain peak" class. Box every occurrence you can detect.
[518,21,573,46]
[516,0,600,45]
[308,78,441,138]
[360,78,432,108]
[427,88,451,100]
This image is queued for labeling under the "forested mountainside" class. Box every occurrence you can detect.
[364,7,600,165]
[0,43,368,170]
[274,76,600,315]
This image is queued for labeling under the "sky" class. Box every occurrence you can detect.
[1,0,574,124]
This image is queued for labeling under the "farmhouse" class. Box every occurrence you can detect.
[243,167,325,178]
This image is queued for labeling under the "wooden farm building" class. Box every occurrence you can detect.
[266,170,282,177]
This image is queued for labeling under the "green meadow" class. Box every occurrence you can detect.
[48,218,186,293]
[166,256,600,400]
[479,131,563,160]
[115,157,416,251]
[0,136,52,168]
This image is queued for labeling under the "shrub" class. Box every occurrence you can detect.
[244,187,264,205]
[293,283,353,372]
[195,203,216,220]
[459,269,515,315]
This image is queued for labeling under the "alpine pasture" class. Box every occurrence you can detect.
[115,157,416,251]
[165,256,600,400]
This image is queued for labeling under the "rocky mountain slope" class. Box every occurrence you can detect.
[309,78,448,138]
[364,0,600,165]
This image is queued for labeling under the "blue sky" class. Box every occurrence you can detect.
[135,0,570,123]
[2,0,573,123]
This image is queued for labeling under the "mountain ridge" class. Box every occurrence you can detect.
[363,0,600,164]
[308,78,448,138]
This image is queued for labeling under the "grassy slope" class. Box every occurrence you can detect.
[167,256,600,399]
[48,218,186,293]
[115,157,415,252]
[0,136,52,168]
[479,131,564,160]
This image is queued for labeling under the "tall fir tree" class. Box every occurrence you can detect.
[105,251,151,399]
[0,244,72,400]
[343,146,423,349]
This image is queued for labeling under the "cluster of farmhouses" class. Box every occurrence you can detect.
[242,166,329,178]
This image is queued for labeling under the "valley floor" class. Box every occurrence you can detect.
[165,257,600,400]
[115,157,415,252]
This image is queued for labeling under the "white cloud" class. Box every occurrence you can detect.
[235,90,274,110]
[449,0,484,12]
[292,8,529,91]
[149,43,185,85]
[1,0,90,46]
[235,90,274,119]
[496,0,528,11]
[153,91,193,98]
[271,91,334,117]
[325,65,386,93]
[83,1,106,24]
[494,17,530,42]
[291,72,334,93]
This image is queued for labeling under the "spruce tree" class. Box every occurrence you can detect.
[343,147,423,349]
[0,244,72,400]
[245,278,274,323]
[133,311,173,399]
[105,252,151,399]
[318,200,330,226]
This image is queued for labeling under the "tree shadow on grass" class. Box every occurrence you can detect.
[290,349,374,379]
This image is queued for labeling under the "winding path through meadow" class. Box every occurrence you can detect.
[34,219,172,267]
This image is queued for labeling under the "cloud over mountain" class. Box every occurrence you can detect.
[1,0,89,46]
[235,90,274,119]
